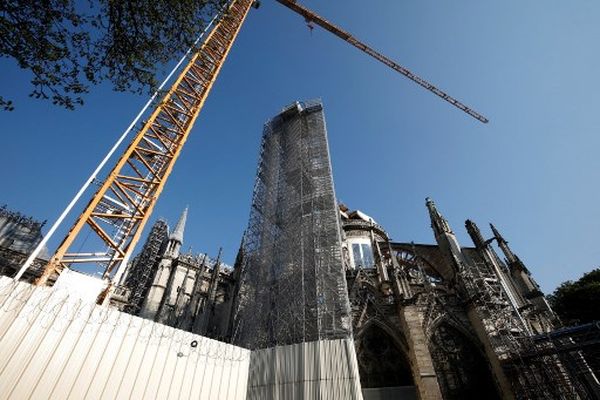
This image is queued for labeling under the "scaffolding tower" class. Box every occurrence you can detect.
[123,219,168,314]
[233,100,352,349]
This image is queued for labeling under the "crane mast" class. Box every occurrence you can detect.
[34,0,256,286]
[32,0,488,291]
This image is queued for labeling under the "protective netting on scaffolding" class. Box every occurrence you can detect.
[232,100,352,349]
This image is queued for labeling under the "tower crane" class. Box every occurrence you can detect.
[18,0,488,299]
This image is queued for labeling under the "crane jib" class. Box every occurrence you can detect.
[275,0,489,124]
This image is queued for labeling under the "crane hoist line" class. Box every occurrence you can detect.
[28,0,488,299]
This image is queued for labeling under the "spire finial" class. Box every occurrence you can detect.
[465,219,486,249]
[490,223,506,244]
[490,223,520,264]
[426,197,452,235]
[170,206,188,243]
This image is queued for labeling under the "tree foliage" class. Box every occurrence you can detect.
[0,0,225,110]
[548,268,600,325]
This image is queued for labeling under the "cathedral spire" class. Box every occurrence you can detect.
[490,223,517,264]
[465,219,486,249]
[208,247,223,304]
[170,206,188,244]
[426,197,453,236]
[490,223,504,243]
[489,223,554,317]
[425,197,465,279]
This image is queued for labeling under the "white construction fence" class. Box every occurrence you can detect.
[247,339,363,400]
[0,277,363,400]
[0,277,249,400]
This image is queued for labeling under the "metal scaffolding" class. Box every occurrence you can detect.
[457,258,598,399]
[233,100,352,349]
[123,219,168,314]
[458,259,527,356]
[503,322,600,400]
[0,205,45,254]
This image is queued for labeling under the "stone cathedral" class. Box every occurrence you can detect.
[114,101,598,400]
[115,199,571,399]
[1,100,598,400]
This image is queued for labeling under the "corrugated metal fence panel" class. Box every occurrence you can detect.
[246,338,364,400]
[0,277,250,400]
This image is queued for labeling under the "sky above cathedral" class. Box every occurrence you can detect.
[1,0,598,292]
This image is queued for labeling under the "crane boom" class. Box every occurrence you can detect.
[275,0,489,124]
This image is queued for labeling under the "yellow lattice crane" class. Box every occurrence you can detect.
[16,0,488,301]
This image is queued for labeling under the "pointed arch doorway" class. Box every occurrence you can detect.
[356,322,418,400]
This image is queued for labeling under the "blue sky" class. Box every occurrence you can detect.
[1,0,598,292]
